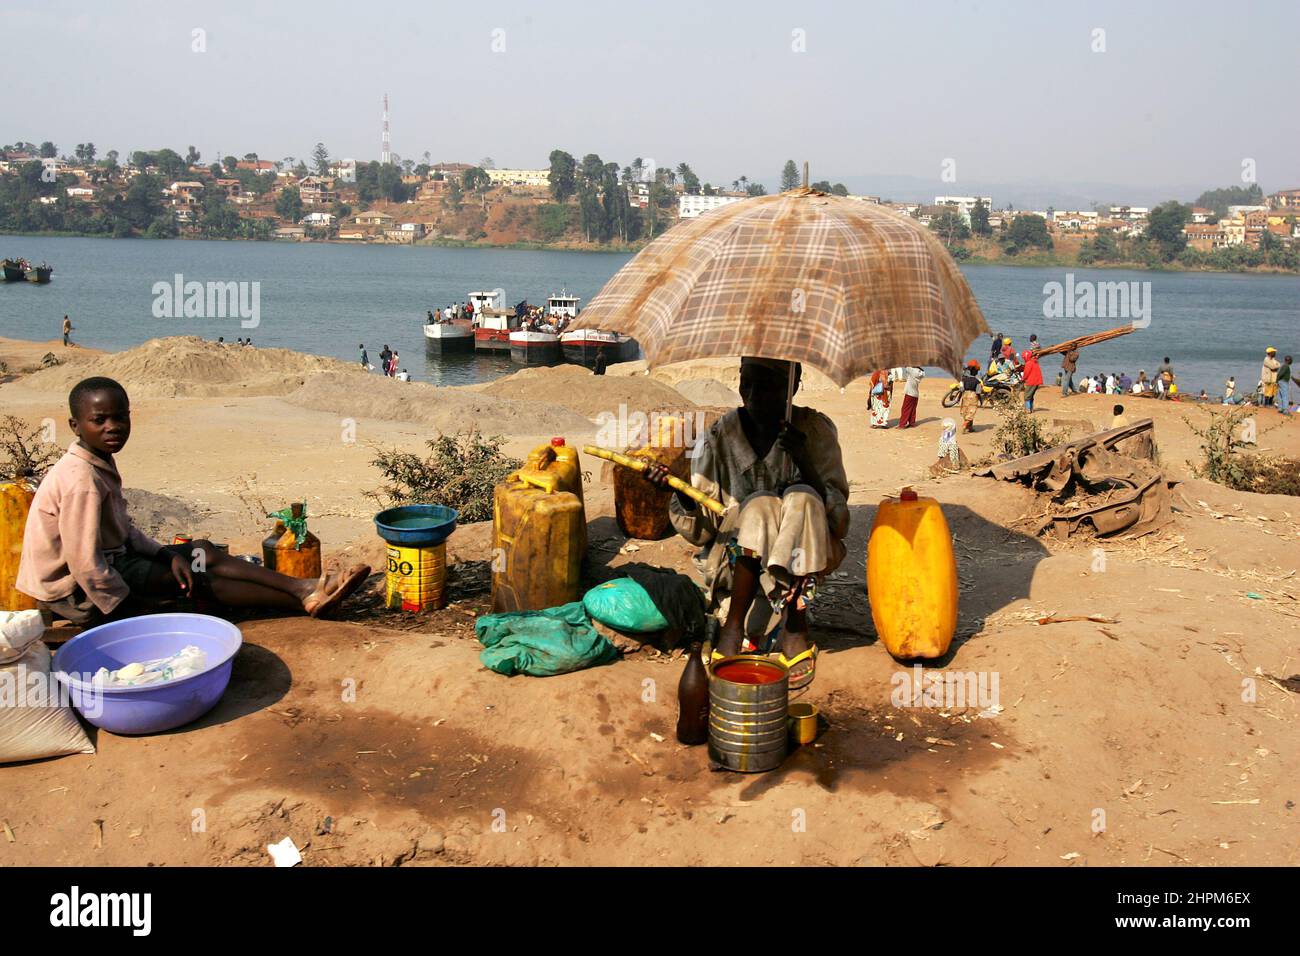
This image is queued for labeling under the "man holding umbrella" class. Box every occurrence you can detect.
[646,356,849,690]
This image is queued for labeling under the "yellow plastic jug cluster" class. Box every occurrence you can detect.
[1,479,38,611]
[491,439,587,613]
[867,487,958,660]
[614,415,689,541]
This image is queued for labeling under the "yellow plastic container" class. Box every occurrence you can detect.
[1,478,38,611]
[516,438,585,503]
[614,415,689,541]
[386,541,447,612]
[491,478,585,614]
[867,486,958,660]
[271,504,322,580]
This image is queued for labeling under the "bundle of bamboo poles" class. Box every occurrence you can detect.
[1035,325,1136,356]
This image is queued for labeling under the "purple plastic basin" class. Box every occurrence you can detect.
[53,613,243,735]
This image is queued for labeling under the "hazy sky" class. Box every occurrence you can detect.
[9,0,1299,198]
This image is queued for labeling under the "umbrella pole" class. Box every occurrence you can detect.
[785,364,797,422]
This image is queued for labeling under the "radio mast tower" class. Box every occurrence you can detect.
[380,94,391,165]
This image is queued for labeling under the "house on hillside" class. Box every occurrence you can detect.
[1268,188,1300,209]
[1189,206,1215,223]
[329,159,357,184]
[215,178,242,199]
[301,212,335,227]
[354,211,395,226]
[237,160,276,174]
[298,176,337,205]
[66,186,96,200]
[485,168,550,188]
[678,194,743,219]
[275,225,307,240]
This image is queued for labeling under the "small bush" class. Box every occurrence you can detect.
[366,428,522,523]
[1186,407,1298,496]
[990,404,1062,460]
[0,415,61,482]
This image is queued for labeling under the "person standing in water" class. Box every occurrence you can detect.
[62,315,75,347]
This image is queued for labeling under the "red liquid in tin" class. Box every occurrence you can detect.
[713,661,784,684]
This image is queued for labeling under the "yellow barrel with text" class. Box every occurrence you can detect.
[386,541,447,612]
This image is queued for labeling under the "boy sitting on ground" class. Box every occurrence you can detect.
[17,376,369,626]
[645,357,850,690]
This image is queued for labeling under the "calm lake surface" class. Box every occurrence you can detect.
[1,234,1296,392]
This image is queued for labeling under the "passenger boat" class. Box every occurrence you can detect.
[508,290,579,365]
[560,328,637,368]
[2,258,29,282]
[423,317,474,352]
[469,289,518,353]
[26,263,52,284]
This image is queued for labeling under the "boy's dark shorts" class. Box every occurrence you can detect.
[39,545,213,626]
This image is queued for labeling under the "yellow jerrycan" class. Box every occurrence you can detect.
[867,486,958,660]
[491,439,586,613]
[1,478,39,611]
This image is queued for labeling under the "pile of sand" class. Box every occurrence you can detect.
[671,377,740,407]
[16,336,356,398]
[473,363,695,419]
[609,357,841,393]
[286,371,595,438]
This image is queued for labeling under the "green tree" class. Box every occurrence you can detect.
[676,163,700,195]
[1004,214,1053,253]
[930,210,970,244]
[1194,184,1263,218]
[780,160,800,192]
[312,142,330,176]
[276,186,304,222]
[222,155,238,174]
[1145,200,1190,260]
[39,141,57,159]
[462,167,491,208]
[970,198,992,236]
[186,145,201,165]
[548,149,576,202]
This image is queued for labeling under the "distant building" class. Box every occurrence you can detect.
[297,176,337,206]
[354,211,394,226]
[300,212,335,226]
[1183,222,1219,252]
[329,159,357,184]
[65,186,95,199]
[1189,206,1215,223]
[337,228,368,241]
[1108,205,1149,222]
[237,160,276,174]
[275,225,307,240]
[484,168,550,188]
[678,194,743,219]
[215,178,242,198]
[429,162,474,179]
[1268,188,1300,209]
[934,195,993,224]
[1227,204,1268,217]
[398,222,425,237]
[1051,210,1099,232]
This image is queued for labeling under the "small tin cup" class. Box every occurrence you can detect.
[788,702,819,746]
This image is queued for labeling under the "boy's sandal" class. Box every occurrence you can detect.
[776,645,818,691]
[308,564,371,618]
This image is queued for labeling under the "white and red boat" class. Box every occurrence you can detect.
[469,288,518,353]
[509,328,562,365]
[560,328,636,368]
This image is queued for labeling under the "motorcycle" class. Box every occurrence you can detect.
[942,374,1021,409]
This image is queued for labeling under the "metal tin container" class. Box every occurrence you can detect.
[788,701,819,746]
[707,654,789,773]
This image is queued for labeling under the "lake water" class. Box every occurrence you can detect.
[1,234,1296,393]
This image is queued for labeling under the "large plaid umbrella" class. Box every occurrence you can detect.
[580,188,989,388]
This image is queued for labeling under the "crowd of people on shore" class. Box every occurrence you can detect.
[867,332,1295,433]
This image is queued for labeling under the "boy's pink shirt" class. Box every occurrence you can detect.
[16,443,163,613]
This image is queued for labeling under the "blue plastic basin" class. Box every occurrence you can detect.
[52,613,243,735]
[374,504,458,547]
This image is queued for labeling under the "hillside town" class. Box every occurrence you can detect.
[1,141,1298,268]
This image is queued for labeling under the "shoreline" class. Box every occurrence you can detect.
[3,228,1299,276]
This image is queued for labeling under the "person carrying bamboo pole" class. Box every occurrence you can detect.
[643,357,849,690]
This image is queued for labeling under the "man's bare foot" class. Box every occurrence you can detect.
[715,621,744,657]
[305,564,371,618]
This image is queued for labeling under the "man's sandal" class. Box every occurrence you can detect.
[776,645,818,691]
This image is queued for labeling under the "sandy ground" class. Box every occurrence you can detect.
[1,336,1298,867]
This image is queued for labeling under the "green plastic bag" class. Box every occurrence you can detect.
[475,602,618,677]
[582,579,669,634]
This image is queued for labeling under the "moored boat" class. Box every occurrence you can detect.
[560,328,637,368]
[509,329,561,365]
[469,288,518,352]
[2,258,28,282]
[26,263,52,284]
[423,318,474,352]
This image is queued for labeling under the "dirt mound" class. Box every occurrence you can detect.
[671,377,740,407]
[125,488,210,541]
[609,357,840,393]
[285,371,595,438]
[474,363,695,419]
[17,336,355,398]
